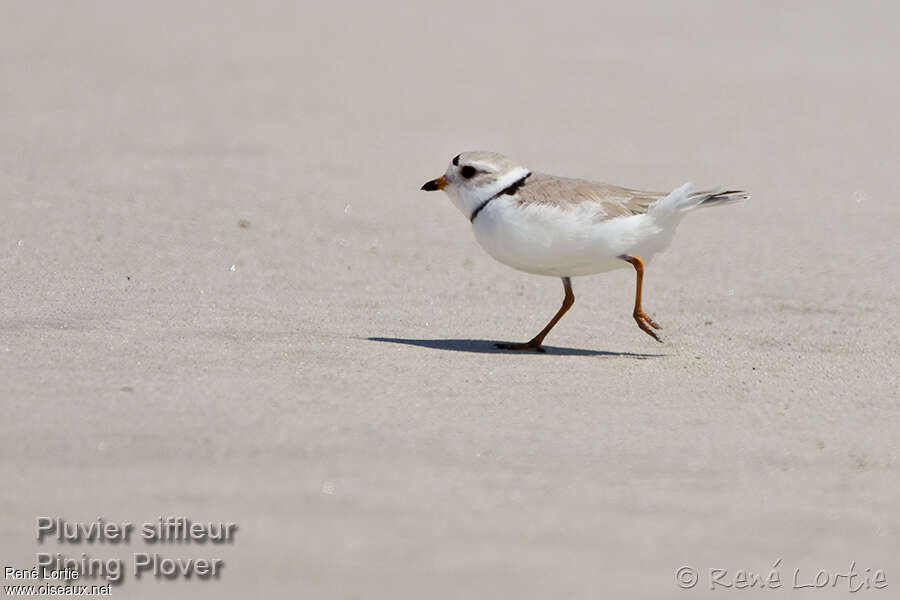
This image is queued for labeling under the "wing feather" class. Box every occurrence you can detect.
[515,173,665,221]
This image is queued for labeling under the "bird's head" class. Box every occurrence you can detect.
[421,151,532,219]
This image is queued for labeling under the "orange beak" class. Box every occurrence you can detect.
[420,176,447,191]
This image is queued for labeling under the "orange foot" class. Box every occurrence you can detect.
[633,310,663,342]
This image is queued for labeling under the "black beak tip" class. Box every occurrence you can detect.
[421,180,439,191]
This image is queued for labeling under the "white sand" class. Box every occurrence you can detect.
[1,1,898,597]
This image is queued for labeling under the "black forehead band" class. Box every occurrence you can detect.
[452,154,461,166]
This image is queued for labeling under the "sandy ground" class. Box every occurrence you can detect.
[2,1,899,598]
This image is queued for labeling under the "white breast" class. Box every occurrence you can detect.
[470,195,675,277]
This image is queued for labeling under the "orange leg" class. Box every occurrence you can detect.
[619,255,662,342]
[496,277,574,353]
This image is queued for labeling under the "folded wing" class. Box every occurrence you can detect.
[517,174,666,221]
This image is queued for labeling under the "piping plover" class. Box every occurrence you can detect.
[421,151,747,351]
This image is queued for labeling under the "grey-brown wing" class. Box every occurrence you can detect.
[517,173,666,220]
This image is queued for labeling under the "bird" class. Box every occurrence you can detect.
[420,151,747,352]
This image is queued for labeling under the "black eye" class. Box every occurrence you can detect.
[460,165,476,179]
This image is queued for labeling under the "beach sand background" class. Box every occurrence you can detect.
[1,1,898,597]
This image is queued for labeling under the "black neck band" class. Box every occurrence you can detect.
[470,172,531,223]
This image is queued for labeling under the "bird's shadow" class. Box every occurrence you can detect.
[367,337,664,358]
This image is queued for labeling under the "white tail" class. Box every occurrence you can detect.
[649,182,749,218]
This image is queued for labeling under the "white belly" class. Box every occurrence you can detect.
[471,196,677,277]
